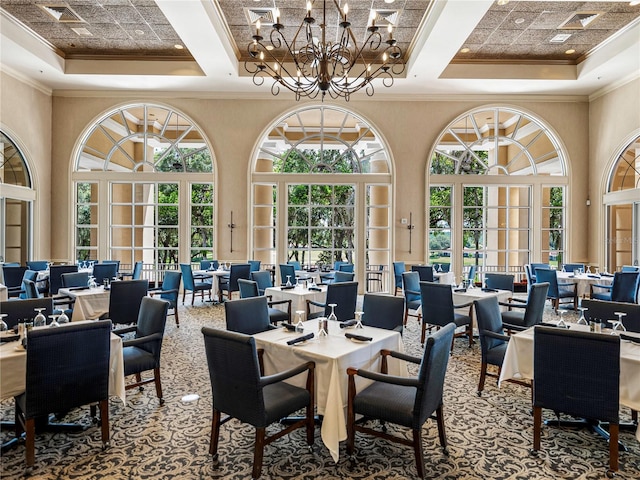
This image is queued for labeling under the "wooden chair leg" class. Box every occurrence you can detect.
[153,367,163,403]
[477,362,487,396]
[435,405,447,452]
[412,428,425,479]
[253,428,266,480]
[25,418,36,468]
[420,319,427,346]
[609,423,619,473]
[174,307,179,327]
[191,291,195,306]
[182,290,186,304]
[210,409,221,456]
[99,399,109,444]
[533,406,542,451]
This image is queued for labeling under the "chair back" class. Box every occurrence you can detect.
[610,271,640,303]
[226,264,251,293]
[533,326,619,423]
[287,261,301,271]
[415,323,455,426]
[238,278,260,298]
[26,261,48,271]
[534,269,559,298]
[523,282,550,327]
[393,262,405,289]
[20,270,38,298]
[108,279,149,327]
[474,296,506,356]
[134,297,169,358]
[179,264,196,290]
[333,271,355,283]
[92,263,118,285]
[0,298,54,330]
[132,261,144,280]
[2,265,27,289]
[202,327,265,426]
[333,261,349,271]
[159,271,181,306]
[250,270,273,295]
[581,298,640,333]
[562,263,584,273]
[467,265,477,283]
[485,273,514,292]
[419,282,456,328]
[225,296,272,335]
[22,279,41,299]
[362,293,404,332]
[25,320,111,417]
[338,263,354,273]
[530,263,550,282]
[401,271,421,304]
[411,265,434,282]
[621,265,640,272]
[323,281,358,321]
[200,260,219,271]
[248,260,262,272]
[279,264,295,285]
[49,265,79,295]
[61,271,90,288]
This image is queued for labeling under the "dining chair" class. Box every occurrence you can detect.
[15,320,111,469]
[48,264,79,296]
[179,263,212,305]
[149,270,182,327]
[279,263,296,285]
[466,265,477,285]
[419,281,472,348]
[61,271,89,288]
[225,295,278,335]
[25,260,48,272]
[2,265,27,298]
[218,263,251,302]
[621,265,640,272]
[484,273,514,294]
[18,270,38,299]
[122,297,169,404]
[0,297,53,331]
[338,263,354,273]
[237,278,291,324]
[580,298,640,333]
[532,326,620,476]
[306,281,358,321]
[393,261,406,296]
[535,268,577,313]
[528,263,550,283]
[248,260,261,272]
[346,323,455,479]
[361,293,404,334]
[562,263,584,273]
[200,259,219,271]
[500,282,549,332]
[23,279,73,319]
[287,260,301,271]
[92,263,118,285]
[365,264,384,292]
[121,260,144,280]
[401,271,422,327]
[590,271,640,304]
[332,271,355,283]
[250,270,273,296]
[104,279,149,334]
[201,327,315,480]
[411,265,434,282]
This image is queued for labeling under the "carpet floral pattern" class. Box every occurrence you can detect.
[1,299,639,479]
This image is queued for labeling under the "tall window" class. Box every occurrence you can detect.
[252,105,392,291]
[73,104,215,273]
[428,106,567,280]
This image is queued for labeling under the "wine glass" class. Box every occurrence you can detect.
[576,306,588,325]
[608,312,627,334]
[57,310,70,324]
[586,265,591,274]
[355,310,364,329]
[0,313,8,333]
[33,308,46,327]
[48,314,60,328]
[88,275,97,289]
[286,275,292,287]
[295,310,305,333]
[557,310,568,328]
[318,317,328,337]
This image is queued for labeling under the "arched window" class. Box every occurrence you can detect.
[72,104,215,277]
[251,105,392,291]
[603,132,640,270]
[1,131,34,263]
[428,106,568,282]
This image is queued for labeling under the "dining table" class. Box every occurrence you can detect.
[58,286,110,321]
[499,324,640,442]
[265,284,327,317]
[193,269,226,302]
[253,319,407,463]
[0,284,7,302]
[556,270,614,298]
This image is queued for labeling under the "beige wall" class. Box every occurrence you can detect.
[0,71,52,260]
[588,77,640,269]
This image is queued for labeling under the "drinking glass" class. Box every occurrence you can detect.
[295,310,305,333]
[48,314,60,328]
[0,314,8,332]
[318,317,328,336]
[89,275,97,289]
[586,266,591,274]
[355,310,364,329]
[327,304,337,324]
[58,310,70,324]
[608,312,627,334]
[286,275,292,287]
[576,306,588,325]
[557,310,568,328]
[34,308,46,327]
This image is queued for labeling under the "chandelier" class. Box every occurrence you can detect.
[244,1,405,101]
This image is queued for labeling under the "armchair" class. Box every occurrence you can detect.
[237,279,291,324]
[306,281,358,321]
[332,271,355,283]
[279,263,296,285]
[23,279,72,318]
[218,263,251,302]
[122,297,169,404]
[362,293,404,334]
[92,263,118,285]
[149,270,181,327]
[484,273,514,294]
[411,265,434,282]
[103,279,149,334]
[419,281,472,348]
[2,265,27,298]
[0,298,53,331]
[225,296,277,335]
[61,271,89,288]
[580,298,640,333]
[250,270,274,296]
[346,323,455,479]
[590,271,640,303]
[248,260,261,272]
[562,263,584,273]
[202,327,315,480]
[392,261,405,296]
[179,263,212,305]
[500,282,549,332]
[535,268,577,313]
[48,265,79,296]
[287,260,301,271]
[401,271,422,328]
[25,260,48,271]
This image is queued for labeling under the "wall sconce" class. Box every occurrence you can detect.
[228,211,236,253]
[586,199,591,206]
[407,212,415,254]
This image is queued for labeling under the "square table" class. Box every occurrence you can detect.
[265,284,327,317]
[59,286,110,321]
[253,319,406,462]
[0,321,126,403]
[193,269,227,301]
[499,324,640,442]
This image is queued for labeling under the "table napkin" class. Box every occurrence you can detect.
[281,323,297,332]
[308,287,322,292]
[345,333,372,342]
[587,274,601,278]
[601,273,614,277]
[68,286,90,291]
[481,287,498,293]
[287,332,314,345]
[620,334,640,345]
[280,285,295,290]
[339,320,357,328]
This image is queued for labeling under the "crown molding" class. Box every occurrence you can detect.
[588,70,640,102]
[0,65,52,96]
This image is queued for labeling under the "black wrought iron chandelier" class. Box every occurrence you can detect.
[244,0,405,101]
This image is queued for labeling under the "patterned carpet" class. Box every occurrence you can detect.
[1,296,640,479]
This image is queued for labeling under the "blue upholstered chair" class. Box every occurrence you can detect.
[500,282,549,332]
[251,270,273,296]
[419,281,472,349]
[411,265,434,282]
[535,268,577,313]
[179,263,212,305]
[149,270,182,327]
[237,278,291,324]
[401,271,422,327]
[287,260,302,271]
[393,261,406,296]
[590,271,640,304]
[362,293,404,334]
[562,263,584,273]
[279,263,296,286]
[306,281,358,321]
[224,296,277,335]
[218,263,251,302]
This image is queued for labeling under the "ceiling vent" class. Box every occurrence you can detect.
[558,11,603,30]
[372,9,400,26]
[550,33,572,43]
[71,27,93,37]
[244,8,277,26]
[39,4,85,23]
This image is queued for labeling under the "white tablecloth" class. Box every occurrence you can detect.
[435,271,456,285]
[193,269,226,301]
[0,323,126,403]
[499,325,640,441]
[0,284,7,302]
[59,286,110,321]
[265,285,327,317]
[254,319,406,462]
[556,271,614,298]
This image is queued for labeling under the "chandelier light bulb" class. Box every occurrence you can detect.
[256,19,260,36]
[343,4,348,21]
[275,8,280,23]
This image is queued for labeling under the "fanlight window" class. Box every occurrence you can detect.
[76,105,212,173]
[608,134,640,191]
[431,107,565,176]
[1,132,30,187]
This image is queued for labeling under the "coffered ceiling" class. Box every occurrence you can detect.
[0,0,639,97]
